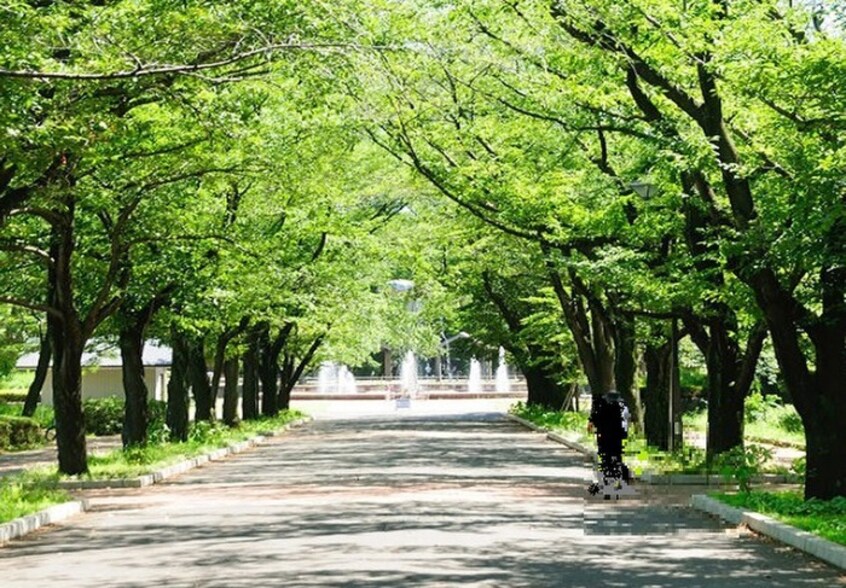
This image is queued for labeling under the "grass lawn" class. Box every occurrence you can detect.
[83,411,305,479]
[712,490,846,547]
[0,470,69,525]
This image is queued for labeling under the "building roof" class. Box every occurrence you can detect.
[16,341,172,369]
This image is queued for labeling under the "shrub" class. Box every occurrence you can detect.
[714,444,773,493]
[147,400,169,444]
[0,391,27,403]
[0,415,42,449]
[83,397,124,436]
[744,391,781,424]
[778,410,804,434]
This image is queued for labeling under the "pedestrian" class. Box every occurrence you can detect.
[588,390,631,484]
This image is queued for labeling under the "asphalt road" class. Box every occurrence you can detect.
[1,401,843,587]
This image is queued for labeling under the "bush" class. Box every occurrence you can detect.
[744,391,781,424]
[0,415,42,449]
[83,397,124,436]
[147,400,169,444]
[778,410,804,434]
[714,444,773,493]
[0,391,27,403]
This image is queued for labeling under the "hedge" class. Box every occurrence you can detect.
[0,391,27,403]
[0,415,42,449]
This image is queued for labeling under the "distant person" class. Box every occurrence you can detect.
[588,390,631,483]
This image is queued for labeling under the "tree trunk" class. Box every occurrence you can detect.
[259,356,278,416]
[278,335,324,411]
[22,331,50,418]
[522,362,568,410]
[614,314,642,431]
[119,320,148,447]
[210,318,249,414]
[685,314,766,463]
[644,342,671,451]
[242,329,260,421]
[222,356,239,427]
[187,337,213,421]
[49,315,88,475]
[166,329,190,441]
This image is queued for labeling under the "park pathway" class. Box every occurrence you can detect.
[0,406,843,587]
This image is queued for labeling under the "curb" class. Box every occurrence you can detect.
[0,417,310,546]
[505,414,795,486]
[0,499,89,546]
[504,413,597,459]
[691,494,846,571]
[56,417,311,490]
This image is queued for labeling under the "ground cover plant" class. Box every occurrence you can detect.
[712,491,846,547]
[0,470,69,525]
[0,410,305,525]
[76,410,305,480]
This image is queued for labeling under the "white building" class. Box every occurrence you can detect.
[15,342,171,405]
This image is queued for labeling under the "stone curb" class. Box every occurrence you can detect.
[691,494,846,571]
[56,417,311,490]
[0,417,311,546]
[505,414,795,486]
[0,499,89,546]
[505,414,598,459]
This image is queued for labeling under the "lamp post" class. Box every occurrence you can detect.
[440,331,470,380]
[629,179,681,451]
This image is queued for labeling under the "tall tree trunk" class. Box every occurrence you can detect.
[187,337,213,421]
[22,329,50,418]
[614,314,642,430]
[222,356,239,427]
[522,362,568,410]
[210,318,249,414]
[753,269,846,500]
[48,200,88,475]
[644,341,672,451]
[543,254,617,396]
[242,328,260,421]
[166,328,190,441]
[278,335,324,411]
[686,313,767,463]
[49,314,88,475]
[119,319,148,447]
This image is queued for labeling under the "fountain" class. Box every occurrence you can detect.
[317,362,335,394]
[399,351,418,397]
[495,346,510,393]
[338,365,357,394]
[316,362,357,394]
[468,357,482,394]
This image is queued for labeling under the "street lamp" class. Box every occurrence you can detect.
[439,331,470,380]
[629,180,658,199]
[630,179,681,451]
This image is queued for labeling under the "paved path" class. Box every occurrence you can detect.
[1,406,843,587]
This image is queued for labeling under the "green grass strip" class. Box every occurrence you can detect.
[0,469,70,524]
[76,410,305,480]
[712,490,846,547]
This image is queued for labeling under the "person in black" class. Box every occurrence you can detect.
[588,390,630,483]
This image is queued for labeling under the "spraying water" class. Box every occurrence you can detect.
[468,357,482,394]
[399,351,418,397]
[316,362,357,394]
[495,346,510,393]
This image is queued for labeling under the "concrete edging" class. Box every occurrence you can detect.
[0,417,311,546]
[56,417,311,490]
[691,494,846,571]
[0,499,89,546]
[506,413,797,486]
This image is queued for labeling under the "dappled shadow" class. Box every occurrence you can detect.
[0,411,842,587]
